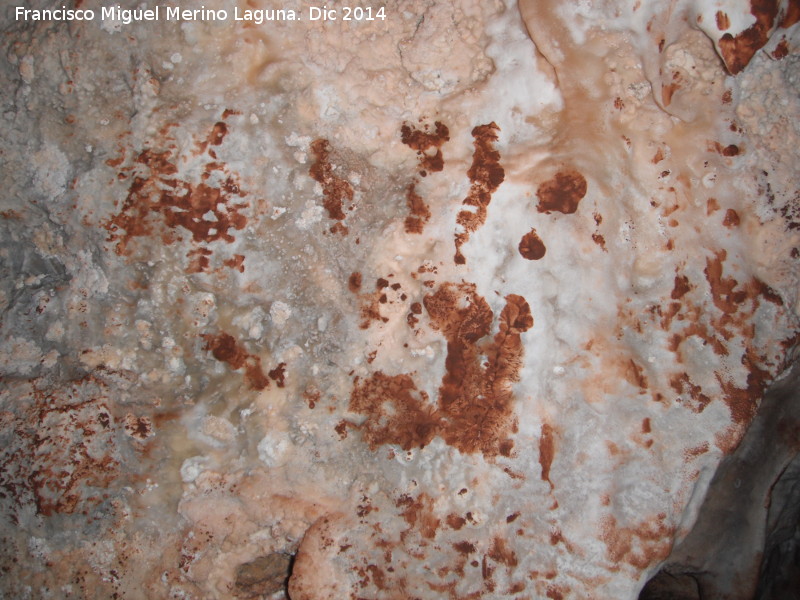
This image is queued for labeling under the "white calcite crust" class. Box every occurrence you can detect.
[0,1,798,599]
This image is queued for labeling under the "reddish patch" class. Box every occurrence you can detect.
[519,228,546,260]
[536,170,587,215]
[723,208,740,227]
[600,514,674,570]
[348,271,362,293]
[782,0,800,27]
[707,197,720,214]
[716,10,730,30]
[223,254,245,273]
[348,285,532,457]
[400,121,450,175]
[671,275,692,299]
[447,514,467,530]
[453,541,476,555]
[652,148,665,164]
[397,493,439,540]
[772,38,790,59]
[268,363,287,388]
[488,537,518,567]
[104,130,249,266]
[309,139,354,229]
[718,0,780,74]
[539,423,555,489]
[202,332,274,391]
[404,184,431,234]
[592,233,607,251]
[454,123,505,264]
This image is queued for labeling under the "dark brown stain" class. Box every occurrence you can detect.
[454,123,505,264]
[309,139,354,228]
[400,121,450,175]
[519,228,546,260]
[536,169,587,215]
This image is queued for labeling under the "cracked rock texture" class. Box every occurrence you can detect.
[1,1,799,598]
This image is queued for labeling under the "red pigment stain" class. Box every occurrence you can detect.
[718,0,780,74]
[592,233,607,251]
[404,183,431,234]
[348,271,362,293]
[454,123,505,265]
[772,38,790,59]
[104,122,249,272]
[539,423,555,489]
[536,169,587,214]
[0,378,120,518]
[519,228,546,260]
[600,514,674,570]
[396,493,440,539]
[202,332,279,391]
[309,139,354,230]
[347,284,532,457]
[723,209,741,227]
[400,121,450,175]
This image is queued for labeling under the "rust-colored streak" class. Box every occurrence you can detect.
[348,284,532,457]
[454,123,505,265]
[309,139,354,227]
[400,121,450,175]
[519,228,546,260]
[536,169,587,214]
[202,332,274,391]
[716,10,730,30]
[539,423,555,488]
[717,0,780,74]
[404,183,431,234]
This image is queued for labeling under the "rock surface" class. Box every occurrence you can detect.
[0,1,798,599]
